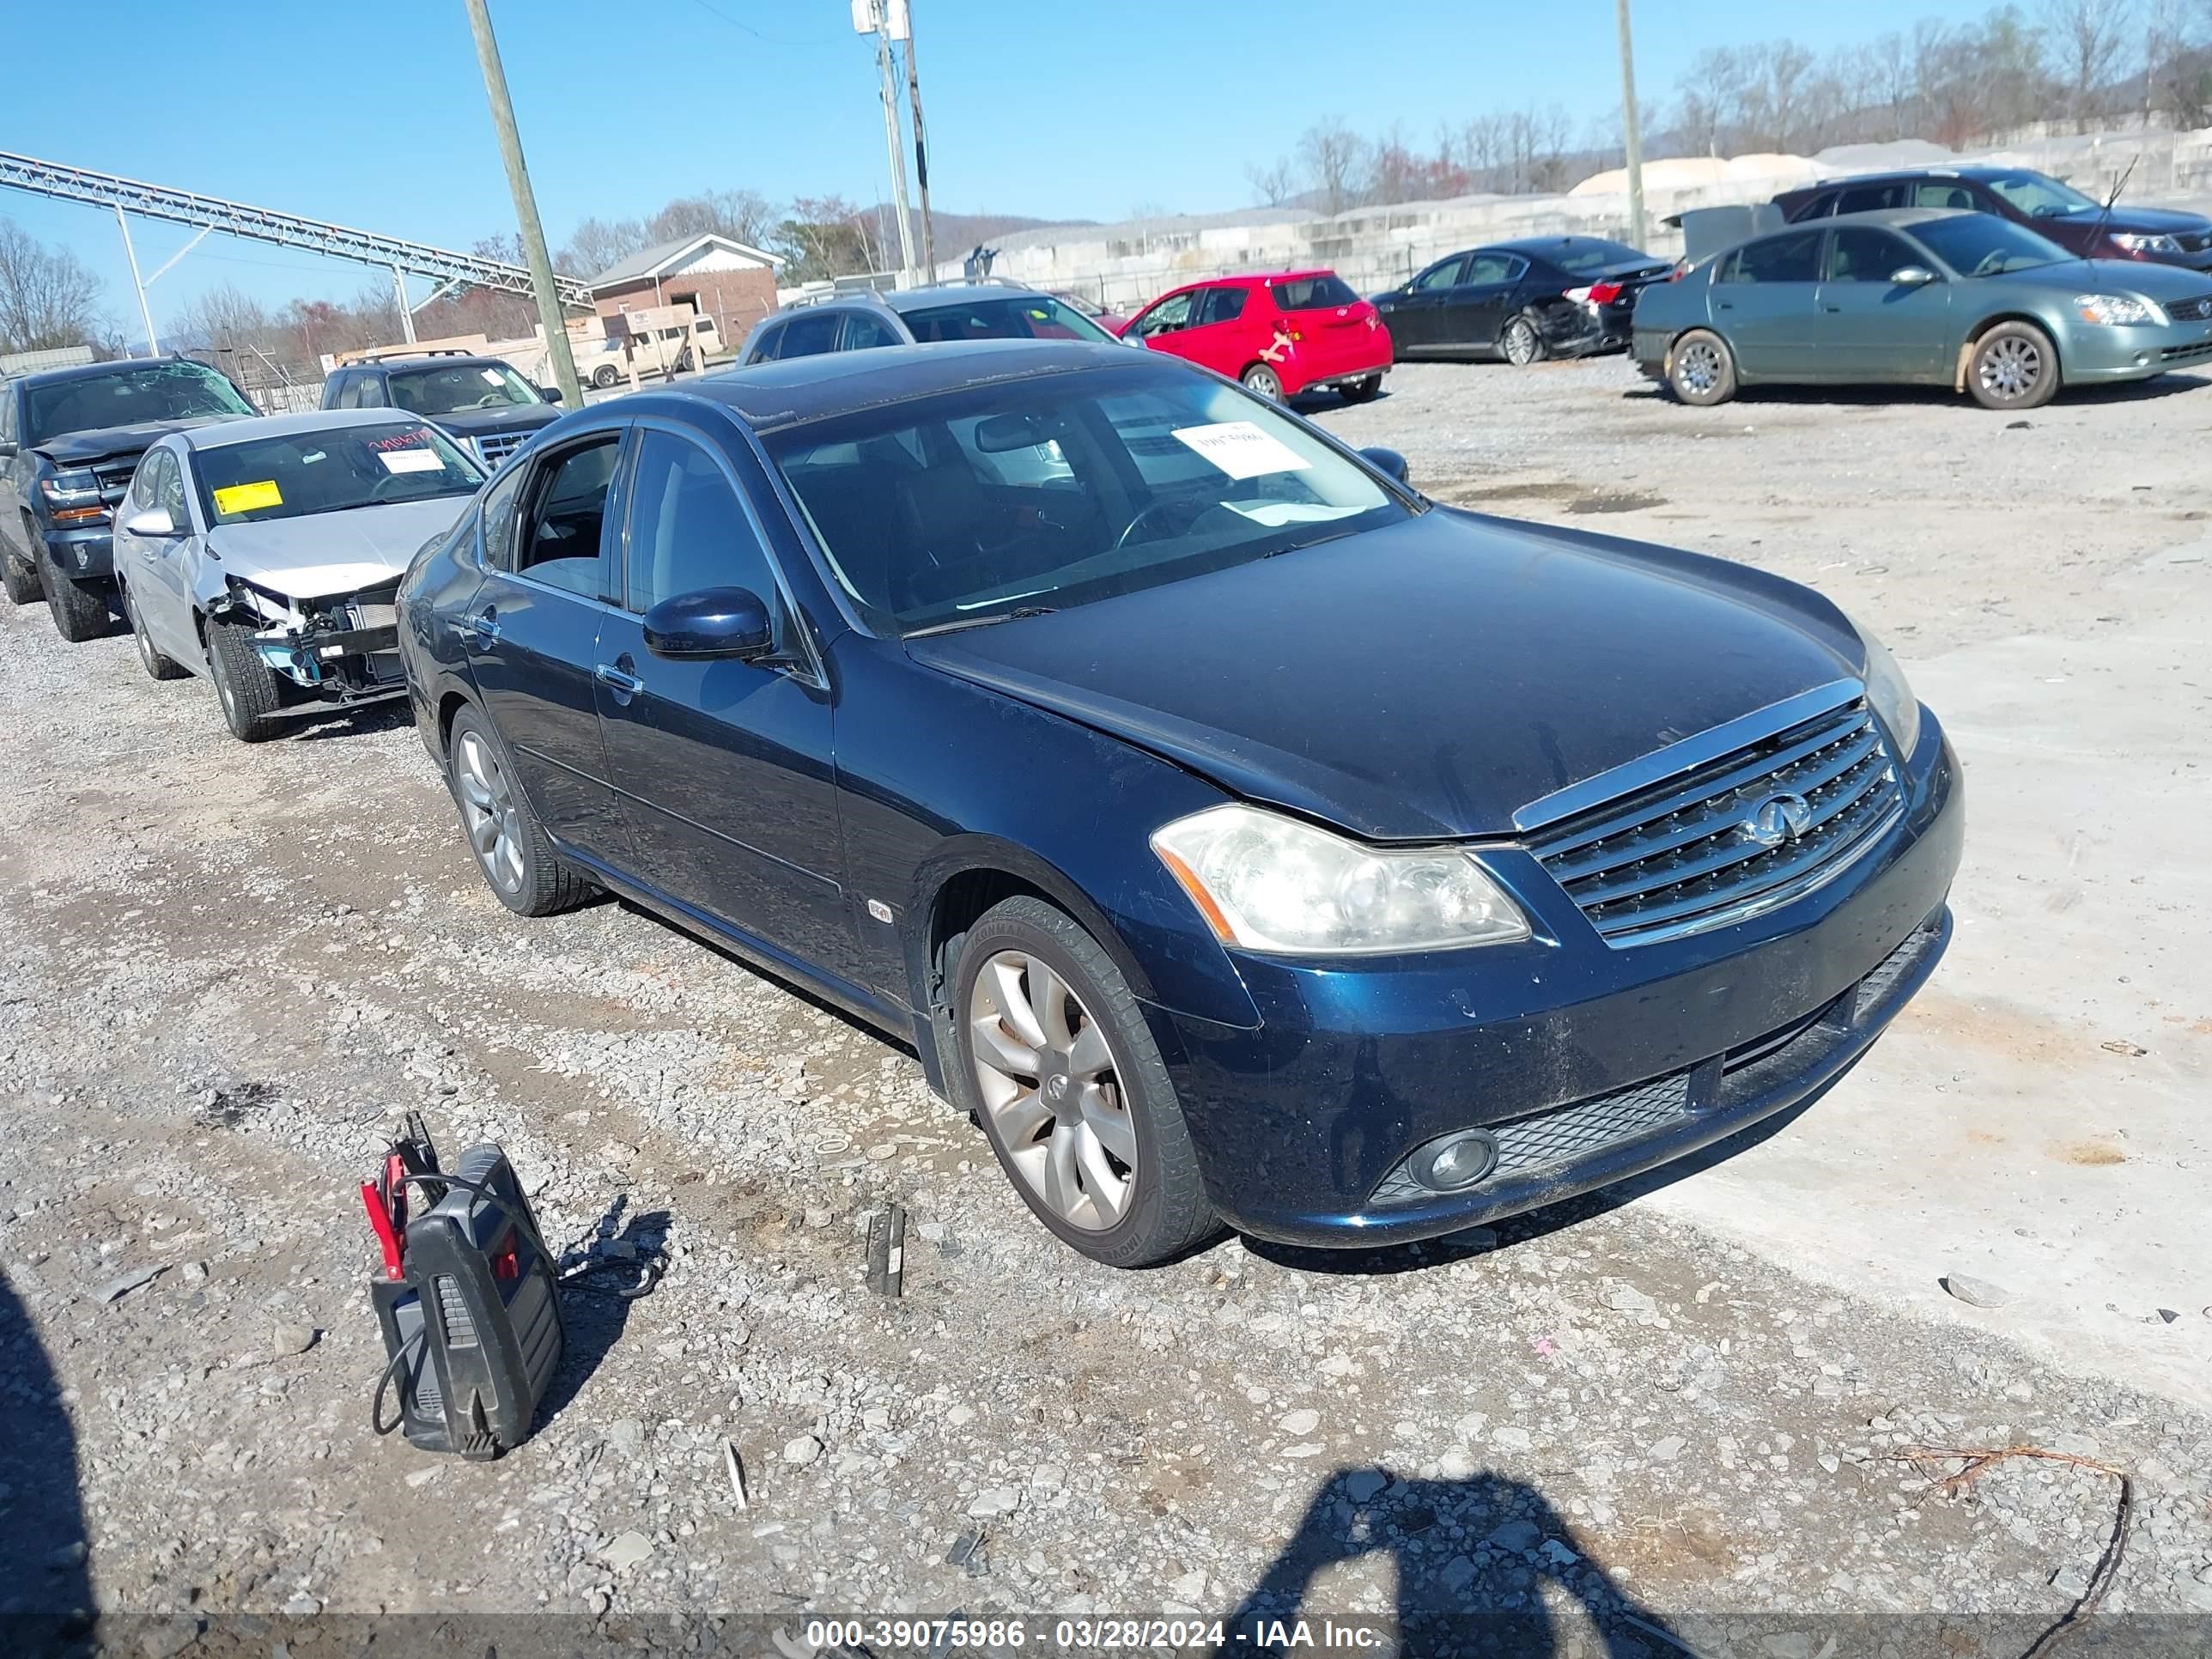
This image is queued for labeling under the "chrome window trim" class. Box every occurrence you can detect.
[1512,678,1865,833]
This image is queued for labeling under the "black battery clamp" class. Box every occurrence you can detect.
[362,1115,564,1459]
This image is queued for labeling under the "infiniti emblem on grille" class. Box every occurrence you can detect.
[1741,792,1814,848]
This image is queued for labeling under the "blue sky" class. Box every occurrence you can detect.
[4,0,1970,337]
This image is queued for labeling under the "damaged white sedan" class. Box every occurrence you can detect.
[112,410,484,741]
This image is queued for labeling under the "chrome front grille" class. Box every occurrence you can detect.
[1528,694,1903,947]
[473,431,529,466]
[93,459,137,507]
[2166,295,2212,322]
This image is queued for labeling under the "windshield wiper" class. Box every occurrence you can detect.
[904,605,1058,638]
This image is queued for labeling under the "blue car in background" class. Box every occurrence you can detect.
[396,340,1962,1267]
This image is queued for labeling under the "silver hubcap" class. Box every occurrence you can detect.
[454,731,526,893]
[1678,341,1723,394]
[1244,368,1280,399]
[969,950,1134,1231]
[1978,336,2041,398]
[1505,321,1538,363]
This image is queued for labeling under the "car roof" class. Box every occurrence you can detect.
[1480,236,1632,257]
[1803,164,2023,190]
[178,407,447,451]
[10,356,227,390]
[879,283,1056,313]
[683,339,1160,432]
[1818,206,1980,229]
[356,355,515,372]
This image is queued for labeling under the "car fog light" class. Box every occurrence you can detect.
[1410,1129,1500,1193]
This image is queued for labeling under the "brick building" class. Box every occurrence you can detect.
[586,233,785,349]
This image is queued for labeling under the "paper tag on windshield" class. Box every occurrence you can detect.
[480,368,505,386]
[377,447,444,475]
[1170,421,1310,480]
[213,480,283,515]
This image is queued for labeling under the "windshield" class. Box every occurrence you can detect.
[25,362,254,445]
[1987,170,2101,217]
[195,421,484,526]
[1271,274,1360,310]
[1547,239,1651,274]
[898,294,1119,345]
[766,362,1408,634]
[1912,213,2070,276]
[386,362,542,416]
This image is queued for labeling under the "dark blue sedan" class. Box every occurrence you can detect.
[395,340,1962,1267]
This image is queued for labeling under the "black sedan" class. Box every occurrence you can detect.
[1371,236,1674,364]
[397,340,1959,1269]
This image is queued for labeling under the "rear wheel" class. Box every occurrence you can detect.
[950,896,1218,1268]
[1967,321,2058,410]
[123,581,186,681]
[39,551,110,642]
[1241,363,1284,400]
[1500,315,1545,366]
[204,617,283,741]
[446,707,594,916]
[591,364,620,389]
[1667,329,1738,406]
[1339,374,1383,404]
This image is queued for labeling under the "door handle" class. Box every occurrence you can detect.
[1824,304,1843,313]
[1717,301,1735,310]
[594,659,644,698]
[454,606,500,647]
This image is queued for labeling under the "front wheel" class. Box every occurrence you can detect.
[205,617,283,741]
[1967,321,2058,410]
[1667,329,1738,406]
[951,896,1218,1267]
[40,553,110,642]
[1339,374,1383,404]
[3,535,38,606]
[1241,363,1284,401]
[446,707,594,916]
[1500,315,1545,367]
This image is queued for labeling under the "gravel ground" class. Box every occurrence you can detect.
[3,356,2209,1656]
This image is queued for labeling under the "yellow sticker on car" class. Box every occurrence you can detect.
[213,480,283,515]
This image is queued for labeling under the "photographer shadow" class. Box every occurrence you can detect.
[534,1196,672,1427]
[1221,1465,1680,1657]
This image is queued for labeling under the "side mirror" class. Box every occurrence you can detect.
[0,440,16,461]
[1360,446,1411,487]
[122,507,177,538]
[1890,265,1937,286]
[641,586,774,661]
[540,386,563,404]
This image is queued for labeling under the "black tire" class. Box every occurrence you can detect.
[1241,363,1285,401]
[591,364,619,389]
[3,526,38,605]
[948,895,1218,1268]
[204,616,284,741]
[1339,374,1383,404]
[445,705,594,917]
[1966,320,2059,410]
[122,581,186,681]
[1667,328,1738,406]
[40,550,111,642]
[1499,314,1545,367]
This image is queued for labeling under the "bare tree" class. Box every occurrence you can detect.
[0,218,103,354]
[2046,0,2136,128]
[556,216,650,279]
[1245,156,1299,208]
[1297,118,1370,216]
[647,189,778,250]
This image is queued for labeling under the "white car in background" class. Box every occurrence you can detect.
[110,409,485,742]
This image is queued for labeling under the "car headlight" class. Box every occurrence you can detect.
[2108,232,2182,257]
[39,468,101,501]
[1151,803,1529,956]
[2075,292,2167,325]
[1845,614,1922,760]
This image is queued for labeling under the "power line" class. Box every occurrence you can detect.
[683,0,844,48]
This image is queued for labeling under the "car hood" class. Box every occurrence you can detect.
[1990,256,2212,301]
[206,497,471,600]
[905,509,1865,841]
[2048,203,2212,237]
[33,415,245,467]
[432,405,562,437]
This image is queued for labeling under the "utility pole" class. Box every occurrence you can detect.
[114,206,157,355]
[872,2,918,285]
[462,0,580,404]
[1616,0,1647,252]
[903,2,936,278]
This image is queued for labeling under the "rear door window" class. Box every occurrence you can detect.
[841,313,904,350]
[1462,253,1526,286]
[1721,230,1824,283]
[777,312,842,359]
[1835,181,1910,214]
[1912,181,1980,212]
[1271,275,1359,311]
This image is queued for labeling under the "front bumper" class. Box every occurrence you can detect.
[1152,714,1964,1248]
[40,523,115,581]
[2060,319,2212,382]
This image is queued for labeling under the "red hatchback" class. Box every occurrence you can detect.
[1118,270,1393,402]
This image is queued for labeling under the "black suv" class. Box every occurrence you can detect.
[321,354,564,471]
[1773,166,2212,273]
[1,358,256,641]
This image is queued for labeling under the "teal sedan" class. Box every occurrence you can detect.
[1631,207,2212,410]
